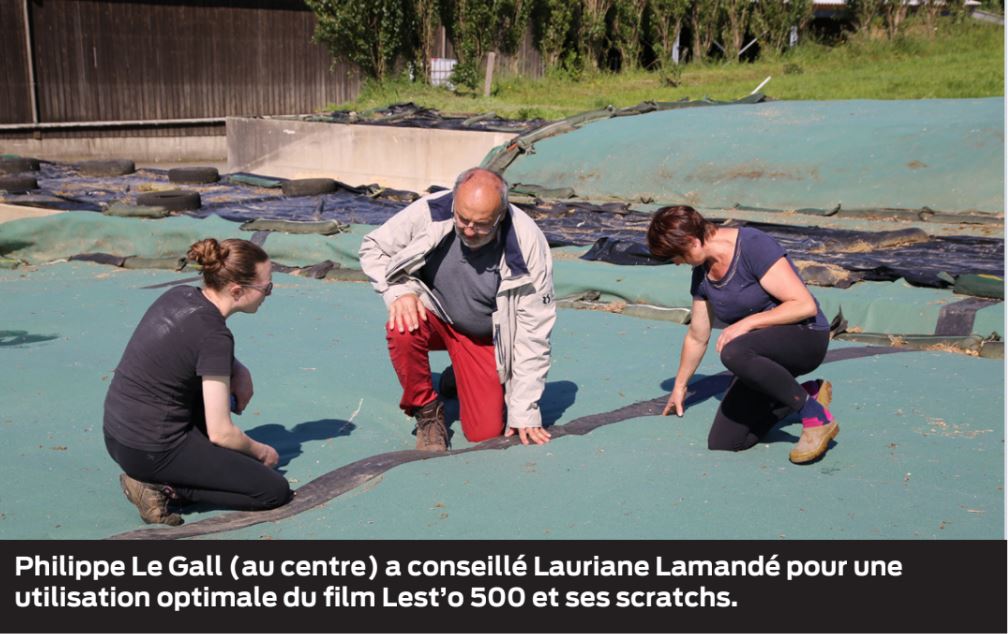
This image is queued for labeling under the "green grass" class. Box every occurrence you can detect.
[332,19,1003,120]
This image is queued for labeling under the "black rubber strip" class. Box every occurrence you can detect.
[140,275,201,290]
[106,345,908,540]
[271,261,335,279]
[69,253,126,267]
[934,297,1001,336]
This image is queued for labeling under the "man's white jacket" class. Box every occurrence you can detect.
[359,190,556,429]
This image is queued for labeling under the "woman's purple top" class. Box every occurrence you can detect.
[690,227,829,330]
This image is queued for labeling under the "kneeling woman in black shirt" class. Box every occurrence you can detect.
[104,238,291,525]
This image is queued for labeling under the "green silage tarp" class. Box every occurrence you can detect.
[501,98,1005,213]
[0,213,367,269]
[0,263,1002,540]
[553,253,1004,336]
[1,214,1001,337]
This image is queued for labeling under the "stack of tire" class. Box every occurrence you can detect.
[134,166,220,213]
[0,156,41,193]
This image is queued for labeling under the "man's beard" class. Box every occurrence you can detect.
[456,226,497,249]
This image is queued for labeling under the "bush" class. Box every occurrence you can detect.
[306,0,408,81]
[660,63,684,86]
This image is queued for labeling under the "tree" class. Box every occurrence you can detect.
[497,0,532,56]
[612,0,649,69]
[582,0,614,70]
[649,0,690,67]
[690,0,722,62]
[880,0,909,39]
[533,0,578,70]
[849,0,882,35]
[443,0,531,88]
[751,0,813,55]
[720,0,753,60]
[306,0,409,81]
[409,0,440,83]
[918,0,944,34]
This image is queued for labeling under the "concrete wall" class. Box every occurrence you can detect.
[0,135,227,164]
[226,117,515,191]
[0,203,64,225]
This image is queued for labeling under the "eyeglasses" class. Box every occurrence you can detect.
[453,201,505,235]
[244,281,273,296]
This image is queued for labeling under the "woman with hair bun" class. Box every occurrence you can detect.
[103,238,290,525]
[647,205,837,464]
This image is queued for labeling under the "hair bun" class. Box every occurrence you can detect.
[187,238,223,272]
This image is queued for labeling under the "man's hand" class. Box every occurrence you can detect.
[230,362,254,415]
[388,293,428,333]
[662,383,688,417]
[505,425,552,445]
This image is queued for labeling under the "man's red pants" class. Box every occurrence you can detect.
[386,313,504,442]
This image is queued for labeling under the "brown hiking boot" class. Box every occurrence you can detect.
[414,400,448,452]
[119,473,183,526]
[789,421,840,464]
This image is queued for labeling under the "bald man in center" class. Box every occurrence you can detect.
[360,167,556,451]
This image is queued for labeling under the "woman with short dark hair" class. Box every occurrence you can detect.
[647,206,837,464]
[104,238,290,525]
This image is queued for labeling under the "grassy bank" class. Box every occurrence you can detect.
[335,19,1004,120]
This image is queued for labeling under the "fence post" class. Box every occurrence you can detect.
[22,0,39,125]
[483,52,495,97]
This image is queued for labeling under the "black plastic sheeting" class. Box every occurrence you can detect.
[727,221,1003,289]
[513,199,1003,289]
[1,161,412,223]
[4,162,1002,291]
[576,218,1004,290]
[1,161,287,209]
[305,102,547,134]
[194,192,405,224]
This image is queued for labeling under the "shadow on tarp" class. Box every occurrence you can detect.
[0,240,34,256]
[661,372,732,408]
[659,370,822,449]
[434,377,579,441]
[246,418,357,471]
[0,330,59,347]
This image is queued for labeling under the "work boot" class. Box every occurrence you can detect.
[789,421,840,464]
[414,400,449,452]
[119,473,183,526]
[791,379,836,464]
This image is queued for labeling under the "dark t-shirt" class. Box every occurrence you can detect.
[419,231,503,339]
[103,286,234,451]
[690,227,829,330]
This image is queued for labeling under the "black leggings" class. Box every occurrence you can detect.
[708,324,830,452]
[105,429,291,511]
